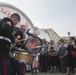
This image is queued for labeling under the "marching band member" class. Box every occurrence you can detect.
[0,13,20,75]
[11,25,26,75]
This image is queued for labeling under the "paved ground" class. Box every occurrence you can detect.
[25,72,74,75]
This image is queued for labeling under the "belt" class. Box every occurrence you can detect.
[0,36,11,43]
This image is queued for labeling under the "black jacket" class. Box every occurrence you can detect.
[14,30,24,48]
[0,17,14,59]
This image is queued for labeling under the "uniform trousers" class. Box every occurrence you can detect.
[11,59,24,75]
[0,59,11,75]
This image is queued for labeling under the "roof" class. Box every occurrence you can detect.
[0,2,35,31]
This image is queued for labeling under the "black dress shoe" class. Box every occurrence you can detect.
[44,71,47,73]
[65,73,70,75]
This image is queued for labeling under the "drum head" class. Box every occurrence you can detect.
[25,37,42,53]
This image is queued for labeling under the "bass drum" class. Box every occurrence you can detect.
[25,37,43,53]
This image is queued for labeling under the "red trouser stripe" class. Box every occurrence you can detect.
[4,59,7,75]
[20,63,22,75]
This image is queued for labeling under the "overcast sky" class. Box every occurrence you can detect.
[0,0,76,37]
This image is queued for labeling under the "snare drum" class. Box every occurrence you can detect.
[15,52,33,63]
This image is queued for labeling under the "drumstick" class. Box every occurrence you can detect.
[12,46,26,52]
[31,46,46,49]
